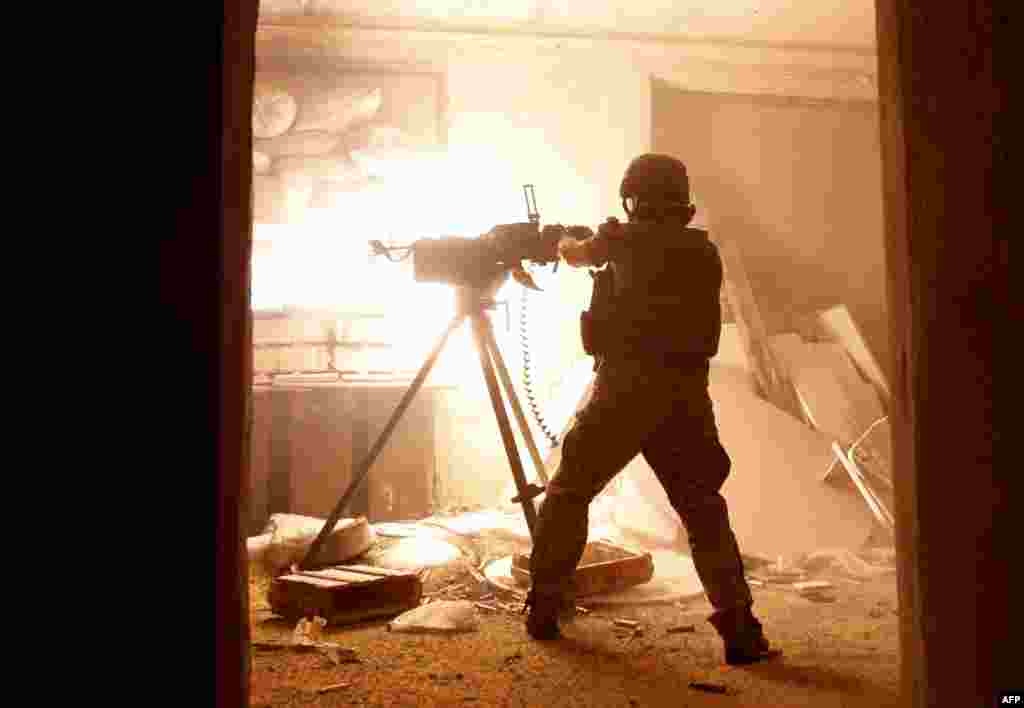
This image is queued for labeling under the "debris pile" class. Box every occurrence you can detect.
[248,513,375,576]
[389,600,480,634]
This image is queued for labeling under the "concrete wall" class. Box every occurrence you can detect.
[652,79,889,380]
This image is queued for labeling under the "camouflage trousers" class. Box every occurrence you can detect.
[529,359,753,613]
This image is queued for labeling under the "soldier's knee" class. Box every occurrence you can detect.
[547,434,605,506]
[676,493,731,539]
[541,479,594,508]
[707,440,731,488]
[560,425,587,466]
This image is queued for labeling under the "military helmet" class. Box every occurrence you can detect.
[619,153,690,204]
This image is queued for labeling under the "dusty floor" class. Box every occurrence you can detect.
[248,554,900,708]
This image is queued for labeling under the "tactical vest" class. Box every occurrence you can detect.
[580,224,722,368]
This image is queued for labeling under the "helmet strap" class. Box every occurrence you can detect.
[622,197,637,218]
[624,198,692,222]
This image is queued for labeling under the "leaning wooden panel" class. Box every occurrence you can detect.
[712,234,801,418]
[817,305,891,405]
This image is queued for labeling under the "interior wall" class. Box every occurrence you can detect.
[651,78,889,379]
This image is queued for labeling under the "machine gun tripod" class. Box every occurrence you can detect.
[300,274,551,570]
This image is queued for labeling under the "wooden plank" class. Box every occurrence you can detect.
[511,542,654,598]
[850,417,892,483]
[268,566,423,624]
[766,332,814,425]
[713,235,801,417]
[832,442,894,531]
[339,564,414,577]
[817,305,891,403]
[298,568,391,584]
[770,336,887,445]
[276,574,343,588]
[771,334,892,484]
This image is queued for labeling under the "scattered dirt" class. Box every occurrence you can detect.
[248,559,900,707]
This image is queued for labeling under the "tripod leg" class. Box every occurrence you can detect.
[470,313,540,538]
[478,320,549,485]
[299,313,466,570]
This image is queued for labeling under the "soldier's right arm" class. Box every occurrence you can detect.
[581,219,627,267]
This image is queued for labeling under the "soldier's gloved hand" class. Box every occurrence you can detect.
[558,237,590,268]
[540,224,567,261]
[597,216,626,241]
[566,225,594,241]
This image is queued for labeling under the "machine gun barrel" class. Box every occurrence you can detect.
[367,184,595,288]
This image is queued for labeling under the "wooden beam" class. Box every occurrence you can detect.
[255,20,878,103]
[257,12,877,58]
[713,234,802,418]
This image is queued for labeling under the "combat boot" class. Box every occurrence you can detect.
[708,604,781,665]
[523,589,575,640]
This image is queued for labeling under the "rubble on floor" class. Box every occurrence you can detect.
[795,547,897,580]
[418,508,533,544]
[482,548,705,607]
[369,535,465,570]
[250,304,898,641]
[388,600,480,634]
[250,503,897,630]
[248,513,375,575]
[247,304,903,705]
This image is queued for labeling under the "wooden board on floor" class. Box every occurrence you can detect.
[268,564,422,625]
[510,541,654,598]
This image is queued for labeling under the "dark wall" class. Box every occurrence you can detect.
[876,0,1008,704]
[165,2,257,707]
[652,81,888,379]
